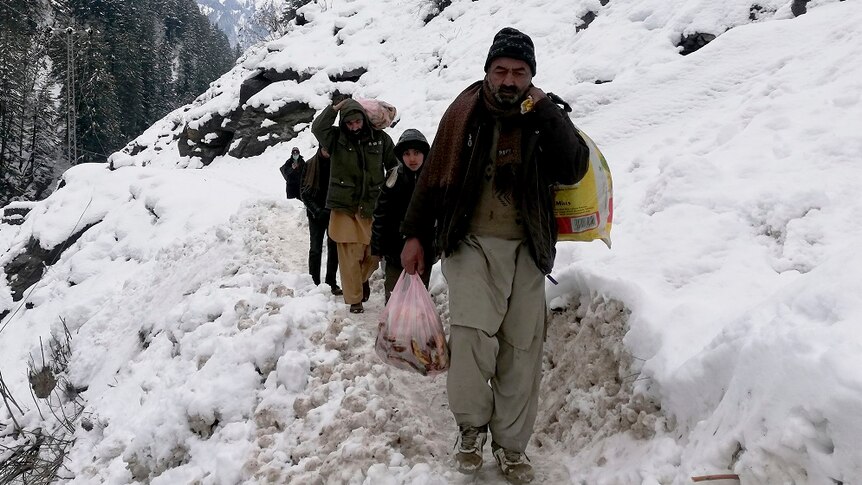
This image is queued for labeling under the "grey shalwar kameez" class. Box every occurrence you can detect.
[443,235,546,452]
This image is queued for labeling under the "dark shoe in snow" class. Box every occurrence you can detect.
[362,280,371,302]
[329,284,343,296]
[454,425,487,474]
[492,442,534,484]
[349,303,364,313]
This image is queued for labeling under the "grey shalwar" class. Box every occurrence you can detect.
[443,234,546,452]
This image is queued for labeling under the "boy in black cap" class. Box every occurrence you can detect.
[400,27,590,483]
[371,129,434,303]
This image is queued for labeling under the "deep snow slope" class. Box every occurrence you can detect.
[2,0,861,484]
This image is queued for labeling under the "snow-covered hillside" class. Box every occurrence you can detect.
[2,0,861,483]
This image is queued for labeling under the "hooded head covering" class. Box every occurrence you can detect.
[394,129,430,162]
[338,99,370,135]
[484,27,536,76]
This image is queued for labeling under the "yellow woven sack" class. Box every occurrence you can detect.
[554,129,613,248]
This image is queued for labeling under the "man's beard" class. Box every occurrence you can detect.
[492,85,526,107]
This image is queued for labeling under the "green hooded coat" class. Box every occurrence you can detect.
[311,99,397,218]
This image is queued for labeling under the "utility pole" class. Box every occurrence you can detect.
[65,26,77,166]
[49,25,89,166]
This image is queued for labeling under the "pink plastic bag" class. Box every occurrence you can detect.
[375,271,449,376]
[356,98,398,130]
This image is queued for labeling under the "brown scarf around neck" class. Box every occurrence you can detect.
[482,79,524,202]
[419,79,528,192]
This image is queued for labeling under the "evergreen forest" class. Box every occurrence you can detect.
[0,0,238,205]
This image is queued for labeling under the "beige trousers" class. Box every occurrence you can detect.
[442,235,546,452]
[336,242,377,304]
[329,211,376,305]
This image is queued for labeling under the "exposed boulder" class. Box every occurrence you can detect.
[677,32,717,55]
[791,0,809,16]
[1,221,99,321]
[2,203,33,226]
[178,66,320,165]
[422,0,452,24]
[577,10,598,32]
[227,101,316,158]
[329,67,367,83]
[178,110,236,165]
[239,73,273,106]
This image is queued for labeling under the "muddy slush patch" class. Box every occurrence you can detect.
[534,293,672,453]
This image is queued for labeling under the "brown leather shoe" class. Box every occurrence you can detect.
[349,303,364,313]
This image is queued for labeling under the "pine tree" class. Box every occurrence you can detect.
[1,0,64,205]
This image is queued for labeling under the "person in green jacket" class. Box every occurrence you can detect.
[311,97,397,313]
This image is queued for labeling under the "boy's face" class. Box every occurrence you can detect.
[402,148,425,171]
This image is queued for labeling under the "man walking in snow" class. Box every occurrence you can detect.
[400,27,589,483]
[312,96,397,313]
[300,146,342,296]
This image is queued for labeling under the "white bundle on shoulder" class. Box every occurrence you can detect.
[356,98,399,130]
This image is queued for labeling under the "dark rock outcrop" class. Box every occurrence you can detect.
[227,101,316,158]
[677,32,717,55]
[2,206,31,226]
[178,66,333,165]
[423,0,452,24]
[177,110,236,165]
[577,11,597,32]
[1,221,99,322]
[4,223,99,302]
[791,0,809,16]
[328,67,367,83]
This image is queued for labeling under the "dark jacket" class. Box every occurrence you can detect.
[281,155,306,199]
[311,99,397,218]
[280,155,306,183]
[401,90,589,274]
[300,151,332,220]
[371,129,434,264]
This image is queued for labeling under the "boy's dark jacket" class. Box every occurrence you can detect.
[371,165,438,266]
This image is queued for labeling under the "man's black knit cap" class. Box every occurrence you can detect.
[484,27,536,75]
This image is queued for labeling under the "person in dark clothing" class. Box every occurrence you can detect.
[371,129,435,303]
[300,147,342,295]
[399,27,590,483]
[280,146,306,199]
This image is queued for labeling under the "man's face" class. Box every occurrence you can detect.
[401,148,425,172]
[345,117,364,133]
[487,58,532,107]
